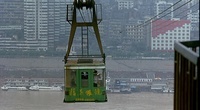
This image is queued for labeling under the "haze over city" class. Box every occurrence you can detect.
[0,0,199,110]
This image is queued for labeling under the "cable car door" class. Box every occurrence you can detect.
[77,69,93,101]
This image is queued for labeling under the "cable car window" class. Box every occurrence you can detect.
[81,72,88,79]
[81,72,88,87]
[93,69,104,87]
[71,70,76,87]
[65,69,76,87]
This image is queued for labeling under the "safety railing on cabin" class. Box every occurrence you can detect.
[174,40,199,110]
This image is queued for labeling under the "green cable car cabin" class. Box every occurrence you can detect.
[63,0,107,102]
[64,58,107,102]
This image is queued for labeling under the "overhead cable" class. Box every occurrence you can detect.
[151,2,199,33]
[135,0,192,29]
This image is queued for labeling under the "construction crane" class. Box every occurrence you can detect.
[63,0,107,102]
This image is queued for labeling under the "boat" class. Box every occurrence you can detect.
[1,85,28,91]
[1,85,8,91]
[29,85,62,91]
[110,80,132,94]
[16,87,28,91]
[162,88,174,93]
[29,85,39,91]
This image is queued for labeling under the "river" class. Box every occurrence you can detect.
[0,90,173,110]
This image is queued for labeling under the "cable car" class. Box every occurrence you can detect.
[63,0,107,102]
[64,58,107,102]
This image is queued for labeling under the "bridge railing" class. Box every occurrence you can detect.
[174,40,199,110]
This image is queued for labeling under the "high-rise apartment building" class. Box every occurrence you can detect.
[156,1,173,20]
[0,0,24,50]
[24,0,70,51]
[126,20,145,42]
[24,0,48,51]
[187,10,199,31]
[151,19,191,51]
[24,0,48,41]
[187,10,199,40]
[0,0,24,38]
[0,0,72,51]
[0,0,24,27]
[47,0,70,51]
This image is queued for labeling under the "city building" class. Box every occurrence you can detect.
[187,10,199,40]
[156,1,174,20]
[183,0,199,8]
[0,0,71,51]
[187,10,199,31]
[187,10,199,24]
[24,0,70,51]
[3,78,63,87]
[23,0,71,51]
[24,0,48,51]
[151,19,191,51]
[0,38,47,51]
[117,0,134,10]
[108,19,124,39]
[125,20,145,42]
[0,0,24,30]
[0,0,24,49]
[47,0,70,51]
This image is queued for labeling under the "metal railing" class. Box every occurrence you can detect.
[174,40,199,110]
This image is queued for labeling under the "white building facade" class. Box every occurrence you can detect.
[24,0,48,51]
[117,0,134,10]
[23,0,70,51]
[151,19,191,51]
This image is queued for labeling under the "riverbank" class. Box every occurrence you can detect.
[0,57,173,72]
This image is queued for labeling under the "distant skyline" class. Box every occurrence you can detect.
[0,0,198,58]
